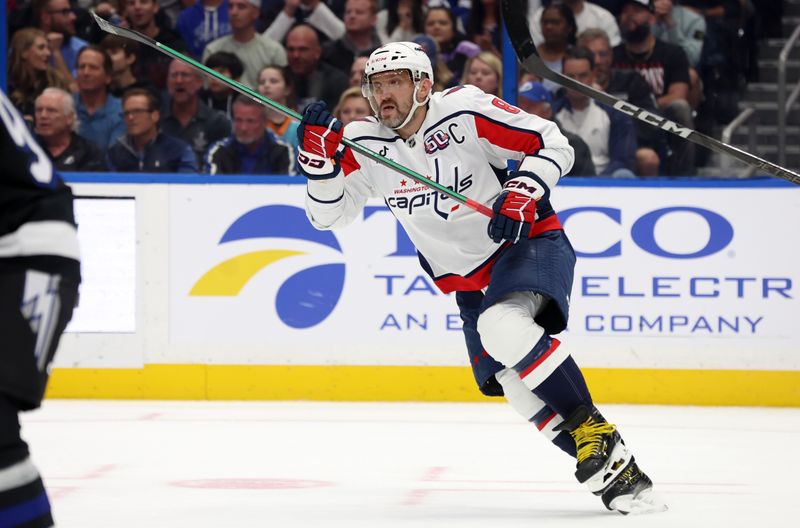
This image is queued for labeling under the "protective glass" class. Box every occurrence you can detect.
[363,70,413,101]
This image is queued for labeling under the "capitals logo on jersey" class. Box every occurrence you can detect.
[386,159,473,220]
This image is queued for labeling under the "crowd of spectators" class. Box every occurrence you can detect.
[5,0,771,176]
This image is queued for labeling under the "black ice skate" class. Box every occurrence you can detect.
[554,406,631,493]
[554,406,667,514]
[600,458,663,514]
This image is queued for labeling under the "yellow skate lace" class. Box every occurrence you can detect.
[571,418,617,464]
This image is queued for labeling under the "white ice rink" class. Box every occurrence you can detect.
[20,401,800,528]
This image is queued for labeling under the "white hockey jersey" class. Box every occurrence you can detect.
[305,85,574,293]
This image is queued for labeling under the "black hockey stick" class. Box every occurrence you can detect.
[500,0,800,185]
[90,12,494,216]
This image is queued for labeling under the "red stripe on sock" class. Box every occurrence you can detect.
[519,338,561,379]
[537,411,558,431]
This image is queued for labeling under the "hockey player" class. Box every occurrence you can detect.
[0,89,81,527]
[296,42,664,514]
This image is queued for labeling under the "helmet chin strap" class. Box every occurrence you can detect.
[390,82,429,131]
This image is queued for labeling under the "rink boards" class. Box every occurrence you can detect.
[48,175,800,406]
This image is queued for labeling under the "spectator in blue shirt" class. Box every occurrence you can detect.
[108,88,197,172]
[74,46,126,151]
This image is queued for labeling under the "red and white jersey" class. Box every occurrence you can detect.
[305,85,574,293]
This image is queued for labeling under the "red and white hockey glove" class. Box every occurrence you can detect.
[487,172,547,244]
[297,101,344,180]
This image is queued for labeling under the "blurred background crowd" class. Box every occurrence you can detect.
[3,0,788,176]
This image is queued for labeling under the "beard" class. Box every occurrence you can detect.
[623,23,651,44]
[378,100,412,129]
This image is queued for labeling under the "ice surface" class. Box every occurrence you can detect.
[20,401,800,527]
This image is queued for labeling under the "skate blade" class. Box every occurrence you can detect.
[609,488,668,515]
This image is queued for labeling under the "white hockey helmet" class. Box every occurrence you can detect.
[362,42,434,130]
[362,42,434,87]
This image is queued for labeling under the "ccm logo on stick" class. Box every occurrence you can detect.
[613,101,693,138]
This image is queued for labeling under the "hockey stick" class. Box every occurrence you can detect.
[500,0,800,185]
[90,12,494,217]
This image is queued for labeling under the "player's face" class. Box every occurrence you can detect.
[232,103,266,145]
[366,70,415,128]
[466,58,499,96]
[338,95,371,126]
[34,92,72,138]
[258,67,289,103]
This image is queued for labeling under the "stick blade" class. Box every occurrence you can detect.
[501,0,538,66]
[90,10,157,48]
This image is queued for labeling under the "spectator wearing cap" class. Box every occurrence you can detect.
[201,52,245,119]
[263,0,345,44]
[74,45,126,151]
[34,87,107,172]
[285,24,349,111]
[517,81,596,177]
[556,47,636,178]
[529,0,621,47]
[176,0,233,59]
[203,0,287,89]
[161,59,232,166]
[577,27,664,176]
[205,95,294,175]
[322,0,383,77]
[108,88,197,173]
[614,0,695,175]
[126,0,188,90]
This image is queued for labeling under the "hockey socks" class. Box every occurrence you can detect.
[496,368,576,458]
[531,354,593,419]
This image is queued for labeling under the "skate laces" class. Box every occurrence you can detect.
[571,416,617,463]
